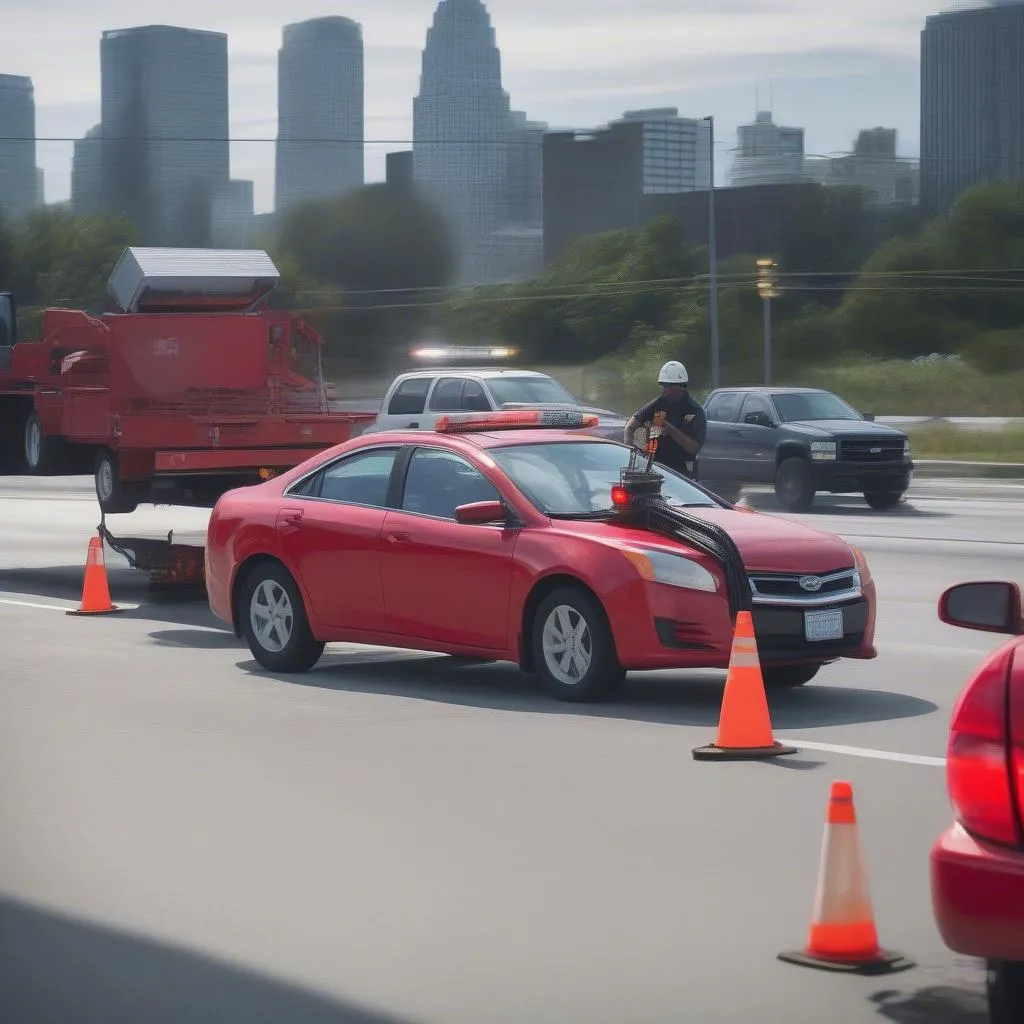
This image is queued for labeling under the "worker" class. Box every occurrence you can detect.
[622,360,707,479]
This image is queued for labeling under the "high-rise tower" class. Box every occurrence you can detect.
[413,0,512,285]
[100,25,230,245]
[275,16,364,213]
[0,75,38,223]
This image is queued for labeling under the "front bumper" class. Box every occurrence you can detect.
[810,459,913,494]
[931,823,1024,962]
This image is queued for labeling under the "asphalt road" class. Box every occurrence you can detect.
[0,476,1020,1024]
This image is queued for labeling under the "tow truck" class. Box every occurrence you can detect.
[0,246,376,587]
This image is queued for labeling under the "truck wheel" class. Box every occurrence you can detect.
[863,490,904,511]
[762,664,821,688]
[95,449,139,515]
[23,411,64,476]
[987,960,1024,1024]
[531,585,625,702]
[239,560,325,673]
[774,457,815,512]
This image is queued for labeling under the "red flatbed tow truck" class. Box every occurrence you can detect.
[0,246,375,586]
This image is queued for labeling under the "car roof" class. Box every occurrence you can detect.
[394,367,553,380]
[709,385,829,395]
[360,428,615,450]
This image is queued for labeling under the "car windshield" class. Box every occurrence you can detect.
[771,391,862,422]
[487,376,579,408]
[489,441,720,516]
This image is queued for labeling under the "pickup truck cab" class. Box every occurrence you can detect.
[696,386,913,512]
[371,367,626,440]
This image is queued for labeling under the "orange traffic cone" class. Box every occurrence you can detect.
[66,535,122,616]
[778,781,914,974]
[692,610,797,760]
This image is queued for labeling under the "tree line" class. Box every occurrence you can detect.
[2,179,1022,382]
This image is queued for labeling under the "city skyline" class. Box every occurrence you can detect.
[4,0,939,212]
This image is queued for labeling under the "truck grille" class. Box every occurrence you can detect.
[748,567,861,606]
[839,437,905,462]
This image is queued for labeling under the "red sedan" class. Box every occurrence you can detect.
[205,411,877,702]
[930,580,1024,1024]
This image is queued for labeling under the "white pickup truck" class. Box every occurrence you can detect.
[367,367,628,439]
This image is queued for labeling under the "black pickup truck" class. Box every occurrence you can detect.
[694,386,914,512]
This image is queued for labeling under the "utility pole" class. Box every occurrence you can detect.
[704,115,720,390]
[755,257,780,385]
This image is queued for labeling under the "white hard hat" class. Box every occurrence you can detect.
[658,360,688,385]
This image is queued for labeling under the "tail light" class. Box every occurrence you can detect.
[946,644,1021,847]
[1011,647,1024,838]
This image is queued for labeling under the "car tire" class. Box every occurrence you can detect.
[987,960,1024,1024]
[531,585,625,703]
[762,664,821,688]
[239,560,325,673]
[863,490,904,511]
[774,457,815,512]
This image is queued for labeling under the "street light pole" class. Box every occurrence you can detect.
[705,115,720,391]
[763,295,772,385]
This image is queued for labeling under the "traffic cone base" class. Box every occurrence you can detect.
[779,781,915,975]
[66,535,123,616]
[692,610,797,760]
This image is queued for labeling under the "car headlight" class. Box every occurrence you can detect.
[621,548,719,593]
[903,438,911,458]
[810,441,837,461]
[848,543,871,585]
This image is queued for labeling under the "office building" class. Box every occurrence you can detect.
[72,124,103,216]
[729,111,806,186]
[100,24,230,245]
[615,108,711,192]
[275,17,364,213]
[805,127,920,207]
[921,0,1024,213]
[386,150,413,190]
[0,74,38,223]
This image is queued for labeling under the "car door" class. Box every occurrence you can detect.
[734,393,779,483]
[379,446,518,650]
[276,446,401,632]
[697,390,744,479]
[378,376,434,431]
[422,376,469,429]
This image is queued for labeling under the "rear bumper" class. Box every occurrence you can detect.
[931,822,1024,962]
[811,460,913,494]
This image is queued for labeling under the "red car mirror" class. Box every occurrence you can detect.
[454,500,507,525]
[938,581,1024,635]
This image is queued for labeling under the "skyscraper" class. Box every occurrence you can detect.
[920,1,1024,214]
[100,24,230,245]
[72,124,103,216]
[275,17,365,213]
[614,108,712,193]
[729,111,806,187]
[0,74,38,223]
[413,0,513,285]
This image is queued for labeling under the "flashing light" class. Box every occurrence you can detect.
[411,345,520,362]
[434,410,600,433]
[611,485,630,507]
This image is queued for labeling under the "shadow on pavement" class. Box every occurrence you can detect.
[0,895,417,1024]
[869,984,987,1023]
[235,650,939,732]
[739,492,952,520]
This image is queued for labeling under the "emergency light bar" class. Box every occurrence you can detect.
[435,410,600,433]
[411,345,519,362]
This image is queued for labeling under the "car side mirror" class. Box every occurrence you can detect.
[744,411,773,427]
[454,500,507,525]
[938,581,1024,635]
[861,412,876,422]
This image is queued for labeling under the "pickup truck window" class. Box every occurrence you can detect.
[462,379,491,411]
[487,376,577,408]
[428,377,465,412]
[388,377,432,416]
[772,391,860,422]
[705,392,742,423]
[740,394,774,423]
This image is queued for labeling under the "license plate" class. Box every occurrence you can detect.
[804,608,844,642]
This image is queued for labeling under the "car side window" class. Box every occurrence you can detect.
[400,448,501,520]
[705,392,742,423]
[428,377,464,412]
[740,394,774,423]
[315,447,400,507]
[461,379,492,412]
[387,377,432,416]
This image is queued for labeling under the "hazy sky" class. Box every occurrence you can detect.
[5,0,942,213]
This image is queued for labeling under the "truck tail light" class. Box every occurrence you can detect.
[946,645,1022,847]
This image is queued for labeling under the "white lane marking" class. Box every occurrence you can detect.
[879,641,996,658]
[0,593,140,612]
[777,738,946,767]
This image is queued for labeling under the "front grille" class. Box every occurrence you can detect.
[839,437,905,462]
[749,567,861,606]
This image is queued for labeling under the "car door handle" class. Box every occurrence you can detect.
[407,421,419,428]
[385,531,411,544]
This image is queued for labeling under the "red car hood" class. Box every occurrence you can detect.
[559,508,854,575]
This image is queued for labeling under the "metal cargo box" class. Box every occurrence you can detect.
[107,247,282,314]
